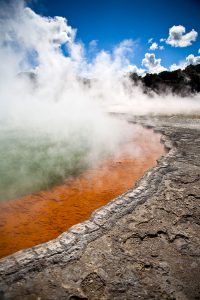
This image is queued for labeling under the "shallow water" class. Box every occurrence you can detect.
[0,127,91,201]
[0,125,165,258]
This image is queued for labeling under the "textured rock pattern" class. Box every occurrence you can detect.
[0,117,200,300]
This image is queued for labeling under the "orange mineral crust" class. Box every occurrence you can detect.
[0,126,165,258]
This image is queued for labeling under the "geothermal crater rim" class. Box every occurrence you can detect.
[0,123,164,258]
[0,122,171,272]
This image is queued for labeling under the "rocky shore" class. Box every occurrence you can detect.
[0,116,200,300]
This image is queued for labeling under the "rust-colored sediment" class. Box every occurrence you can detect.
[0,126,165,258]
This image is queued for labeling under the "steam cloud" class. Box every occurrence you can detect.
[0,1,200,200]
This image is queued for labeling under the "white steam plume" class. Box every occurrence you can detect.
[1,1,200,125]
[0,1,200,200]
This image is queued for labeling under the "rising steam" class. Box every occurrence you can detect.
[0,1,200,200]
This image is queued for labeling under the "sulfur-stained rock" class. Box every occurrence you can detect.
[0,116,200,300]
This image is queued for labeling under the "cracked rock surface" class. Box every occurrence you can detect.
[0,116,200,300]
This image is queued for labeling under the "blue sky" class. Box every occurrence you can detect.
[30,0,200,71]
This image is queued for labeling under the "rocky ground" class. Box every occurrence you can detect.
[0,116,200,300]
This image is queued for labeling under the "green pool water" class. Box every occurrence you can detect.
[0,127,92,201]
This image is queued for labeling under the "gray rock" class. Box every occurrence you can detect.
[0,116,200,300]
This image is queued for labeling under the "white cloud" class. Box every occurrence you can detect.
[160,38,165,42]
[148,38,153,44]
[165,25,198,47]
[127,64,145,76]
[142,53,166,73]
[169,53,200,71]
[169,63,185,71]
[149,41,164,51]
[186,54,200,65]
[198,49,200,54]
[149,42,158,50]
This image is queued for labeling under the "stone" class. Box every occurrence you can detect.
[0,116,200,299]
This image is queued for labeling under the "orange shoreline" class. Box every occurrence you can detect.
[0,126,165,258]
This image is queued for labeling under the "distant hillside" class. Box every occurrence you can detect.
[129,64,200,96]
[18,64,200,97]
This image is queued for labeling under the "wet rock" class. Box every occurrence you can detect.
[0,116,200,299]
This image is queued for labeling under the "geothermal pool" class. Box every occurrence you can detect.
[0,125,165,258]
